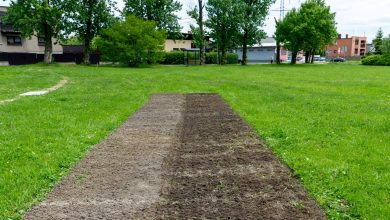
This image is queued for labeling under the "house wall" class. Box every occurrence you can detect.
[0,34,63,54]
[164,39,192,52]
[326,35,367,58]
[236,47,276,63]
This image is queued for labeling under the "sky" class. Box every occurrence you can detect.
[2,0,389,42]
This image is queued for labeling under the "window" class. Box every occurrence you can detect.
[334,50,337,54]
[267,48,273,51]
[7,36,22,45]
[249,49,254,52]
[38,37,45,46]
[341,46,348,53]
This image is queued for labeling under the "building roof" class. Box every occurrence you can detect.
[238,37,277,48]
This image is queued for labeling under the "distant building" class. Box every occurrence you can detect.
[326,34,367,58]
[235,37,289,63]
[0,6,63,54]
[164,33,196,52]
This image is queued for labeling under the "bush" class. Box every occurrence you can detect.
[96,15,165,66]
[205,52,238,64]
[162,52,184,65]
[361,54,390,66]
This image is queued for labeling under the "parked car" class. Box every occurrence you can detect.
[331,57,345,62]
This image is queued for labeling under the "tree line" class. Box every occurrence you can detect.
[4,0,337,66]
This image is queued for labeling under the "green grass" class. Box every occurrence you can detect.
[0,63,389,219]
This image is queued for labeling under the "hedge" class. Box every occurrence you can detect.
[160,51,239,65]
[362,54,390,66]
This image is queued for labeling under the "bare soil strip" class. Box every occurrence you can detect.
[25,94,325,219]
[25,94,185,219]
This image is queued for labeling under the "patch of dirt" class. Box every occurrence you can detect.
[156,94,325,219]
[25,94,325,219]
[25,94,186,219]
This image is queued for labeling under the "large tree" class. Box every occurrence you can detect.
[299,0,337,64]
[206,0,244,65]
[238,0,275,65]
[63,0,116,64]
[95,15,165,66]
[188,0,206,65]
[275,8,303,64]
[124,0,182,39]
[373,28,384,55]
[4,0,64,64]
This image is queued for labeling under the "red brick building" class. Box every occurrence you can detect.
[326,34,367,58]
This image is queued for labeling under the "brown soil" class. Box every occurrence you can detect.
[25,94,325,219]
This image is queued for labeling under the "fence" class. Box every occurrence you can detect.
[0,52,100,65]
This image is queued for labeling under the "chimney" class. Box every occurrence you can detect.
[346,34,349,38]
[338,34,342,39]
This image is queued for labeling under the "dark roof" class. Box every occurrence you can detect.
[62,45,85,53]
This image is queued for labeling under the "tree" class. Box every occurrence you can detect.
[124,0,182,39]
[206,0,244,65]
[275,8,303,64]
[238,0,275,65]
[381,35,390,54]
[63,0,116,64]
[299,0,337,64]
[95,15,166,66]
[188,0,206,65]
[4,0,64,64]
[373,28,383,55]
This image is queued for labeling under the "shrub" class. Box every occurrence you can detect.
[96,15,165,67]
[205,52,238,64]
[361,54,390,66]
[162,52,184,65]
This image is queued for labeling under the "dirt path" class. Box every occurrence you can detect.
[26,94,325,219]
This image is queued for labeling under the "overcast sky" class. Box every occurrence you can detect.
[2,0,389,42]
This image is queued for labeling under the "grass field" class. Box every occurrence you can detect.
[0,63,389,219]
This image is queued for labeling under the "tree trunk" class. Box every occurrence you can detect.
[311,50,315,64]
[198,0,204,65]
[221,49,227,65]
[276,41,281,64]
[43,16,53,64]
[83,0,93,65]
[305,51,310,63]
[291,51,298,65]
[44,37,53,64]
[242,31,248,65]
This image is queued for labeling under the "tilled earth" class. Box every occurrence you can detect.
[26,94,325,219]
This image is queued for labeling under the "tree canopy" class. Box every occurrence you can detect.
[238,0,275,65]
[124,0,182,39]
[275,0,337,64]
[206,0,244,65]
[63,0,116,64]
[95,15,166,66]
[4,0,65,64]
[373,28,384,55]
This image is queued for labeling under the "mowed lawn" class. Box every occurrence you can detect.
[0,63,389,219]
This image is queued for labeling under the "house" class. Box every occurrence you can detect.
[164,33,195,52]
[0,6,63,55]
[326,34,367,58]
[235,37,289,63]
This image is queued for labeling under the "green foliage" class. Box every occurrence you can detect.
[124,0,182,39]
[380,36,390,54]
[63,0,117,64]
[162,51,184,65]
[373,28,383,55]
[361,54,390,66]
[205,52,238,64]
[4,0,64,63]
[237,0,275,65]
[276,0,337,64]
[61,36,83,45]
[95,15,165,66]
[206,0,244,64]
